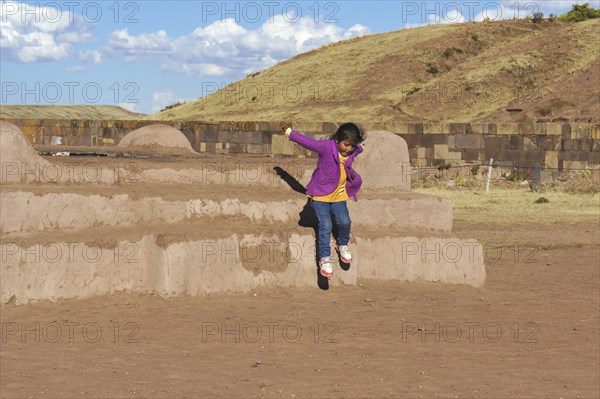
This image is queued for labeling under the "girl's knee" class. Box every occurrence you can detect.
[318,219,333,231]
[337,218,351,230]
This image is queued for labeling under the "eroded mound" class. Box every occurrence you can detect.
[118,124,195,152]
[0,120,49,169]
[354,130,411,192]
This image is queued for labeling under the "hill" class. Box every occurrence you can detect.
[148,18,600,123]
[0,105,146,120]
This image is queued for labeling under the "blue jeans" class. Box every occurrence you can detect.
[310,199,351,259]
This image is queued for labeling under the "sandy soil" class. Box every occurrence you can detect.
[1,139,598,397]
[1,221,598,399]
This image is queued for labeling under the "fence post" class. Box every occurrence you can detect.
[486,158,494,193]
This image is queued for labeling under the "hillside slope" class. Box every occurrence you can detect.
[150,18,599,123]
[0,105,146,120]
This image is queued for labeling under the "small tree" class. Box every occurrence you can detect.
[560,3,600,22]
[532,12,544,23]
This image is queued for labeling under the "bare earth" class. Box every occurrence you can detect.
[1,221,598,398]
[1,144,599,398]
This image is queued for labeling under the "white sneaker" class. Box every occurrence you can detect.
[337,245,352,263]
[319,257,333,278]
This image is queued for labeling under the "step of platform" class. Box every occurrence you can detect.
[0,186,452,234]
[0,222,485,304]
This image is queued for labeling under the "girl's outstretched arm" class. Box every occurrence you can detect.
[346,143,364,164]
[282,125,326,154]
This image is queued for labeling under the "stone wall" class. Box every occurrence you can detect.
[2,118,599,169]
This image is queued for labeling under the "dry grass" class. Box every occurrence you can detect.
[0,105,146,120]
[415,187,600,224]
[149,18,599,123]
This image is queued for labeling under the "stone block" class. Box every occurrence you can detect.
[536,136,561,151]
[383,123,410,134]
[408,123,423,135]
[563,160,583,170]
[247,144,264,154]
[523,151,545,162]
[218,121,234,131]
[509,135,522,150]
[423,122,446,134]
[461,149,483,162]
[293,122,321,133]
[447,134,455,148]
[546,123,562,136]
[518,123,535,135]
[559,151,579,161]
[470,124,486,135]
[496,123,519,135]
[238,132,256,144]
[447,150,462,161]
[534,124,547,136]
[434,144,449,159]
[455,134,484,149]
[271,135,285,154]
[484,136,508,159]
[449,123,467,135]
[262,131,272,144]
[418,134,447,147]
[400,134,418,149]
[523,137,537,151]
[322,122,339,133]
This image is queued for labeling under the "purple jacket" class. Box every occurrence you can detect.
[289,130,363,201]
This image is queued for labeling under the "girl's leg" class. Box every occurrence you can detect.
[310,199,333,259]
[330,201,351,246]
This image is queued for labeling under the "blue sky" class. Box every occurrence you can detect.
[1,0,597,114]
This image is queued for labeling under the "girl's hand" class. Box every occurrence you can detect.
[281,124,292,137]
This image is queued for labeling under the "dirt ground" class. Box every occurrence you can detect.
[1,220,598,398]
[1,145,598,397]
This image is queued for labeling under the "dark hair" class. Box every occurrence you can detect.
[331,123,365,147]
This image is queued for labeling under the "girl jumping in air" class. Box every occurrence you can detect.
[282,123,365,278]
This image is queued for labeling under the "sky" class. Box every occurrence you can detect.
[1,0,598,114]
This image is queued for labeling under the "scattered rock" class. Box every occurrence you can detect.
[534,197,549,203]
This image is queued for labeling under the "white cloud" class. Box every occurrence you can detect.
[160,61,227,77]
[151,90,175,113]
[404,8,466,28]
[118,102,139,113]
[78,50,103,64]
[0,1,94,63]
[344,24,370,39]
[102,16,370,78]
[106,28,173,60]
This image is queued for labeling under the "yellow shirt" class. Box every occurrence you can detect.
[310,153,349,202]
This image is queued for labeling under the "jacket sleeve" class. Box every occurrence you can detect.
[346,143,364,165]
[289,130,326,154]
